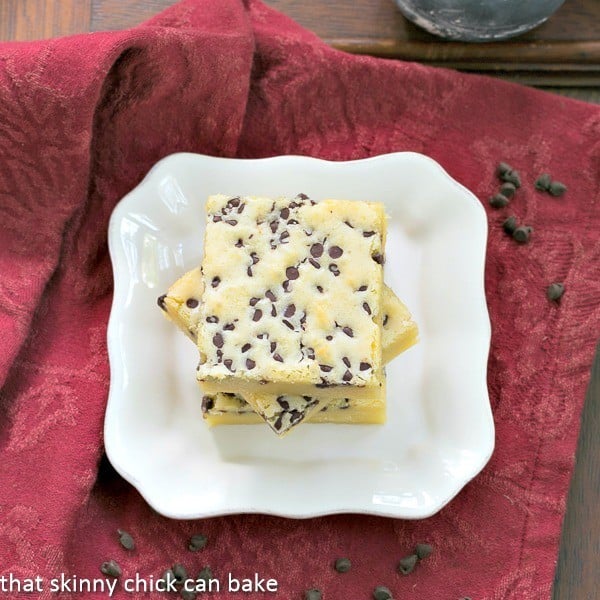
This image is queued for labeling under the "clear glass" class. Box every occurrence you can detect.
[395,0,565,42]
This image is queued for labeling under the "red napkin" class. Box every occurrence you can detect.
[1,0,599,598]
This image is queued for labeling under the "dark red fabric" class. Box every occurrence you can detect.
[1,1,599,598]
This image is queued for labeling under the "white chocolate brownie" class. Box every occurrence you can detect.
[196,194,387,401]
[159,268,417,434]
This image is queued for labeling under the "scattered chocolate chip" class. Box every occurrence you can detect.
[344,220,354,228]
[306,348,315,360]
[316,285,324,293]
[223,323,235,331]
[245,359,256,370]
[283,319,294,330]
[100,560,122,578]
[201,396,214,413]
[513,225,533,244]
[270,342,277,353]
[343,370,353,382]
[329,245,343,258]
[188,534,208,552]
[372,253,384,265]
[246,266,253,277]
[334,557,352,573]
[363,302,371,315]
[288,219,299,225]
[212,333,224,348]
[310,243,324,258]
[270,221,278,233]
[271,305,277,317]
[373,586,393,600]
[223,359,234,371]
[500,182,516,198]
[228,197,240,207]
[273,353,283,363]
[397,554,418,575]
[297,193,309,200]
[206,315,219,324]
[342,326,354,337]
[280,230,290,243]
[280,208,290,219]
[216,349,223,362]
[226,219,237,226]
[286,266,300,280]
[319,364,333,372]
[329,264,340,276]
[502,216,518,235]
[548,181,567,197]
[117,530,135,551]
[496,162,512,177]
[265,290,277,302]
[157,294,167,311]
[212,215,222,222]
[309,258,321,269]
[253,309,263,322]
[326,335,333,341]
[343,357,351,368]
[360,362,371,371]
[489,193,509,209]
[211,276,220,288]
[304,589,322,600]
[415,543,433,560]
[249,297,260,306]
[241,343,252,353]
[383,315,389,327]
[284,304,296,317]
[282,280,291,292]
[547,282,565,302]
[358,285,368,291]
[250,252,259,264]
[277,397,290,410]
[535,173,552,191]
[363,230,376,238]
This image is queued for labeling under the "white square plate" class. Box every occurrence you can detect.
[106,152,493,519]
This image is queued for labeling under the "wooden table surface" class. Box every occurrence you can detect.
[1,2,599,598]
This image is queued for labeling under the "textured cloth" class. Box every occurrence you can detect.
[1,1,599,598]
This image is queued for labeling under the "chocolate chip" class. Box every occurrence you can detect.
[415,543,433,560]
[373,586,393,600]
[189,534,208,552]
[548,181,567,197]
[500,182,516,198]
[157,294,167,311]
[246,359,256,370]
[271,305,277,317]
[241,343,251,353]
[211,276,220,288]
[343,357,351,368]
[334,557,351,573]
[329,264,340,276]
[273,353,283,362]
[383,314,389,327]
[184,297,199,310]
[216,350,223,362]
[270,341,277,352]
[201,396,214,413]
[535,173,552,191]
[226,219,237,226]
[283,319,294,330]
[172,563,188,584]
[306,348,315,360]
[489,193,509,208]
[304,589,322,600]
[496,162,512,177]
[273,415,284,431]
[358,285,368,291]
[117,530,135,551]
[212,215,222,222]
[280,208,290,219]
[360,362,371,371]
[100,560,121,578]
[280,230,290,243]
[342,326,354,337]
[223,323,235,331]
[289,409,303,424]
[363,302,371,315]
[212,333,224,348]
[343,370,353,382]
[270,221,278,233]
[297,193,308,200]
[326,335,333,341]
[547,282,565,302]
[344,220,354,228]
[246,266,253,277]
[363,231,376,238]
[223,359,234,371]
[502,215,518,235]
[257,333,268,340]
[513,225,533,244]
[397,554,418,575]
[329,246,343,258]
[310,243,324,258]
[249,297,260,306]
[316,285,324,293]
[265,290,277,302]
[372,253,384,265]
[319,364,333,372]
[228,197,240,207]
[288,219,299,225]
[309,258,321,269]
[286,266,299,280]
[277,397,290,410]
[252,309,263,322]
[251,252,259,264]
[282,280,291,292]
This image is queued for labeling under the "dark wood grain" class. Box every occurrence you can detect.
[0,0,91,41]
[90,0,178,31]
[554,342,600,599]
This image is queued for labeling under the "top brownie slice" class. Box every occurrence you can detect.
[196,194,386,400]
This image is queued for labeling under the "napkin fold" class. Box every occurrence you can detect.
[0,0,599,598]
